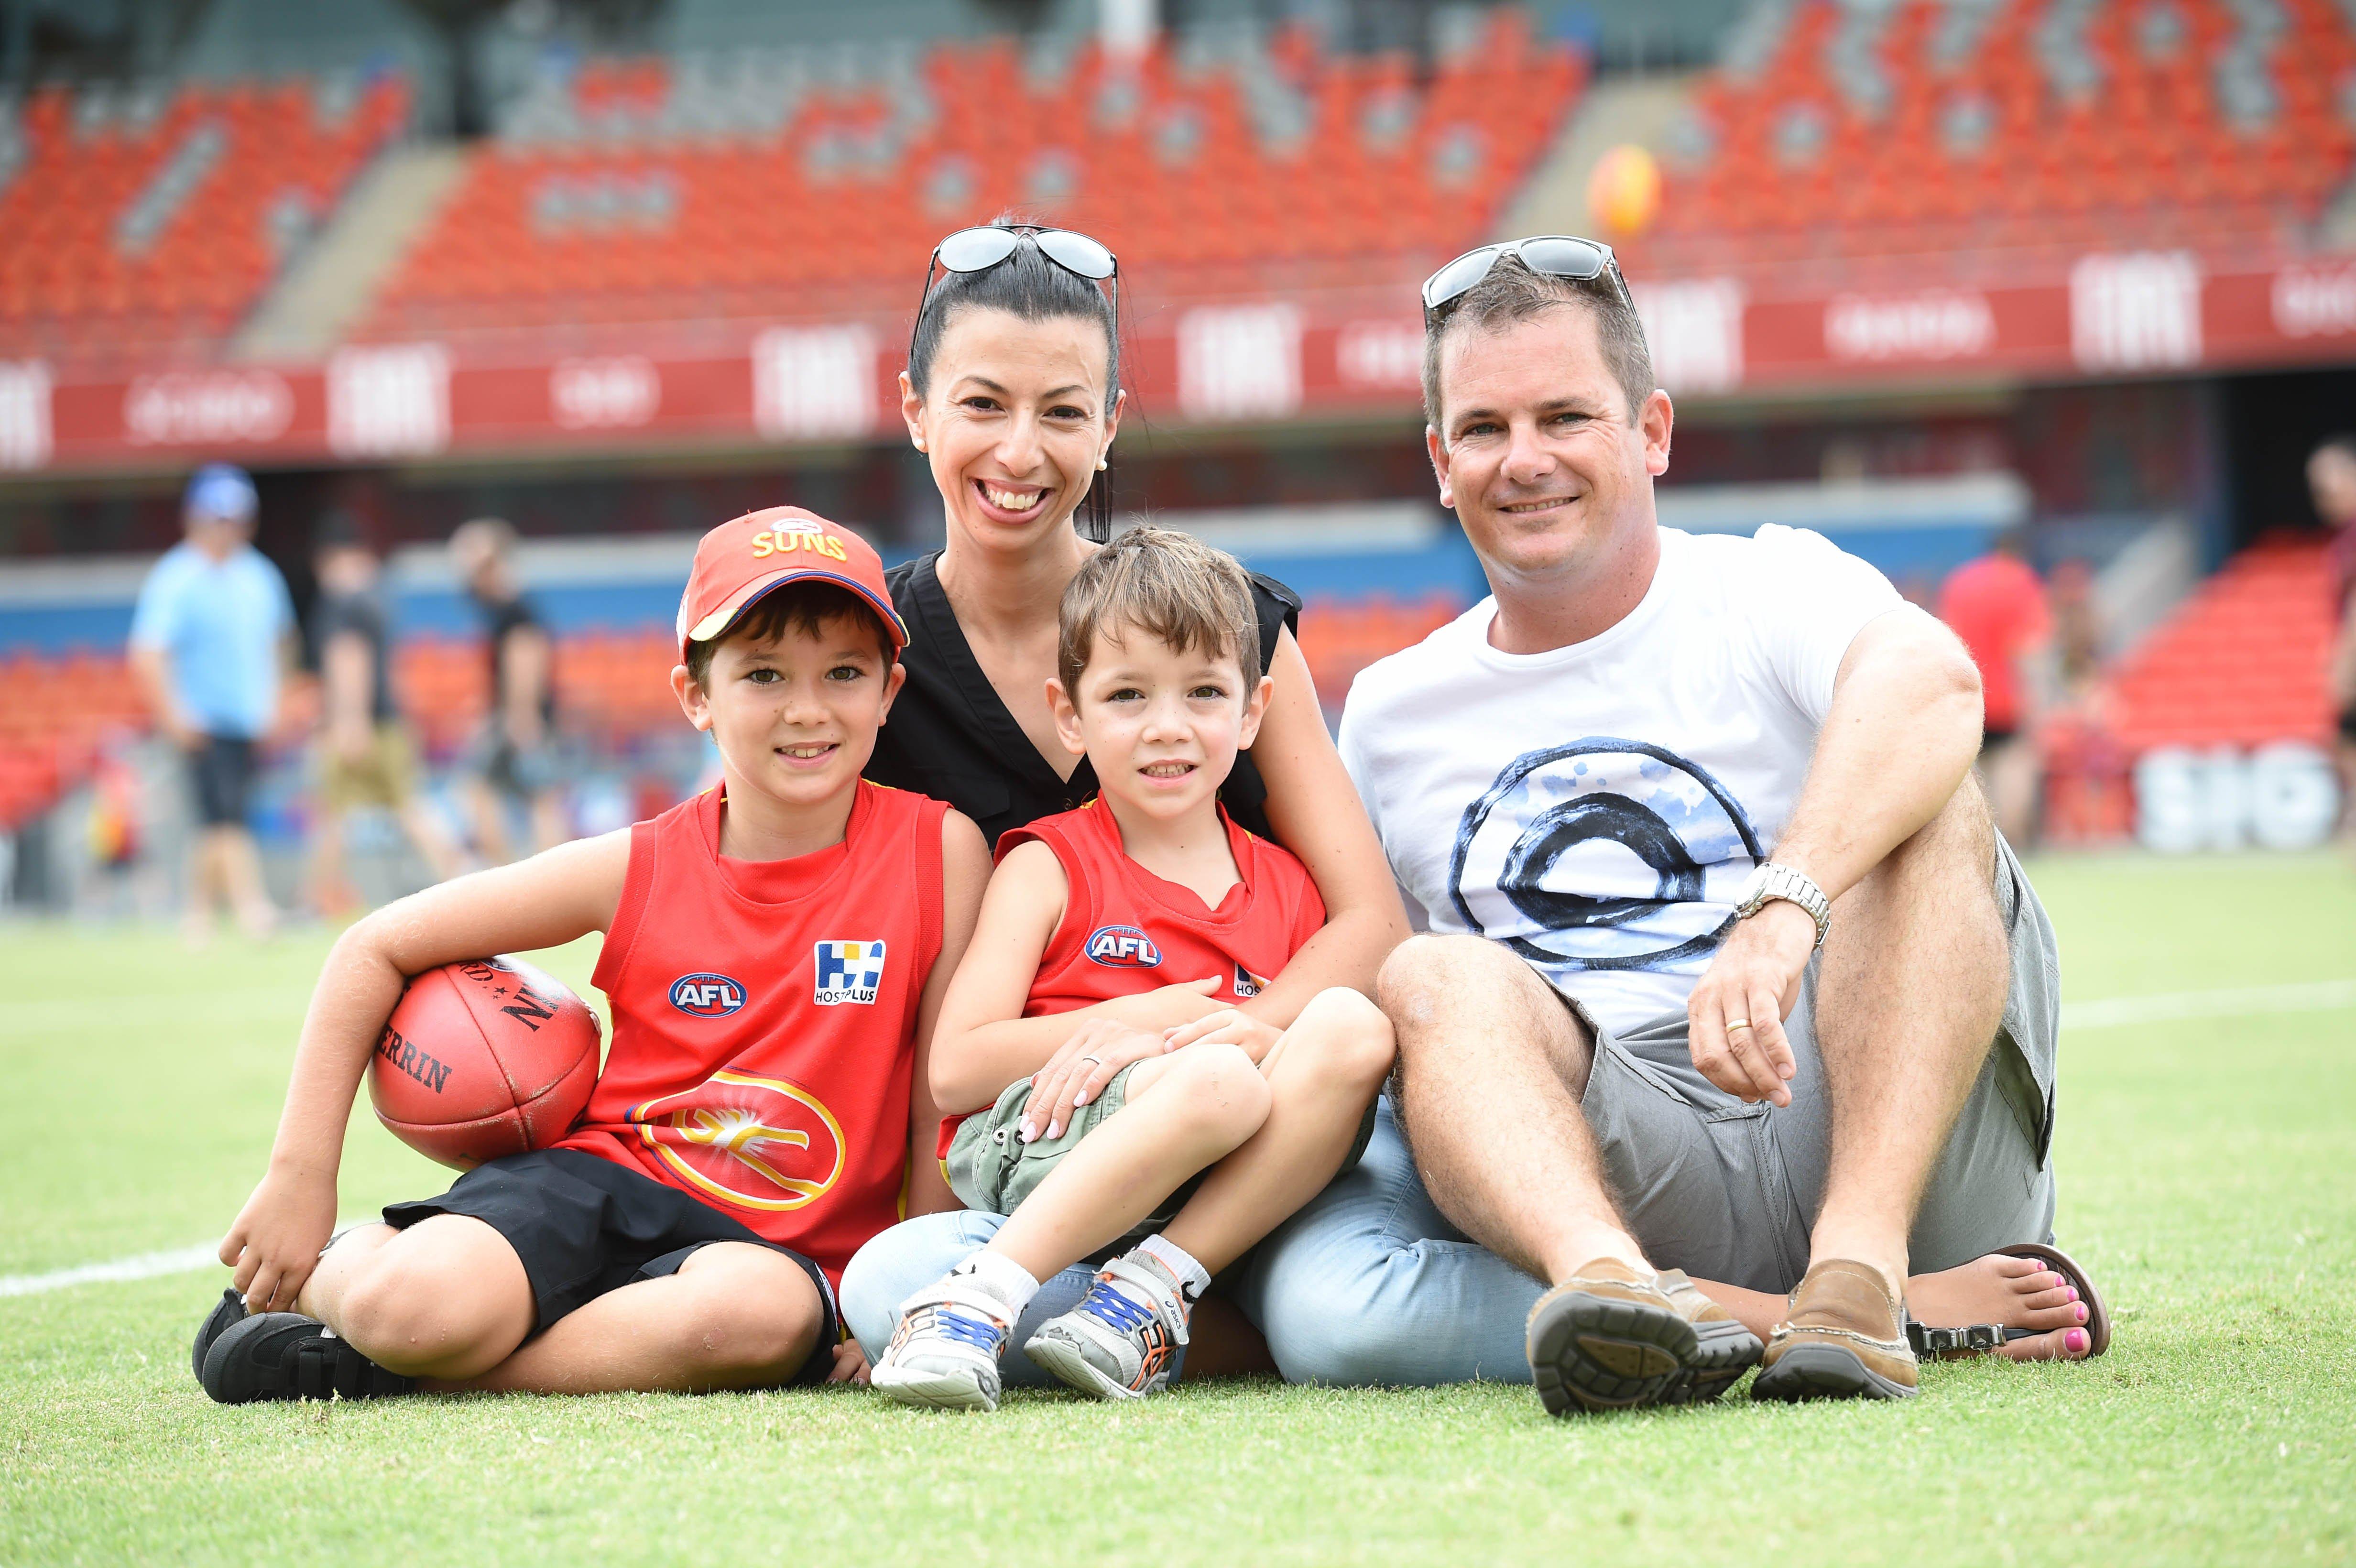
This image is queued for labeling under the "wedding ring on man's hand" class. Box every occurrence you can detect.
[1724,1019,1752,1032]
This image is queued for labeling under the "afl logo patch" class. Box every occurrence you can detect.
[670,973,748,1017]
[1086,925,1163,968]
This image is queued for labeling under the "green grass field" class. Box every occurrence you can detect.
[3,852,2353,1566]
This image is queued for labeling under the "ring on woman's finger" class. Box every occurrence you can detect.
[1725,1018,1752,1032]
[1079,1055,1102,1067]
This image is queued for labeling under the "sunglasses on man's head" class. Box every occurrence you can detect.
[1421,235,1632,328]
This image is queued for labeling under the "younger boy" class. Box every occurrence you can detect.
[194,508,988,1402]
[872,528,1395,1410]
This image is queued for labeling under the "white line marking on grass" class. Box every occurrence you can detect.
[2059,979,2356,1031]
[0,1220,377,1298]
[5,974,2351,1299]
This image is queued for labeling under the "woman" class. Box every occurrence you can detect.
[850,220,1410,1379]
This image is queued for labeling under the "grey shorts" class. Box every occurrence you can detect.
[1563,833,2059,1292]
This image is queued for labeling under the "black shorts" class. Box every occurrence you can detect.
[382,1148,840,1386]
[188,734,258,827]
[1981,724,2019,750]
[2338,708,2356,746]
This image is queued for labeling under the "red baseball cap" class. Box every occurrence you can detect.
[676,507,908,664]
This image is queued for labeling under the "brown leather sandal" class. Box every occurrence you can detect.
[1907,1242,2112,1360]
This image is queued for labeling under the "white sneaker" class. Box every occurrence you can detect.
[871,1274,1014,1412]
[1023,1253,1190,1400]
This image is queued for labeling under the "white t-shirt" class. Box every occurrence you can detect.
[1338,524,1904,1036]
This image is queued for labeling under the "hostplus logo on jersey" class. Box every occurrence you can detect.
[813,940,887,1005]
[1233,963,1267,999]
[670,973,748,1018]
[1086,925,1163,968]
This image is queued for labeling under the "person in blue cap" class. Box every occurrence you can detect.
[129,463,296,941]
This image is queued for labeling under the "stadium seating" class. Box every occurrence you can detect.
[0,651,151,830]
[2102,533,2336,751]
[366,17,1585,334]
[0,73,409,360]
[1647,0,2356,265]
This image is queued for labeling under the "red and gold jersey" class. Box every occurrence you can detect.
[1003,797,1325,1017]
[561,780,947,1284]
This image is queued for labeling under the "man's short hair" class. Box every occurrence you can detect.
[683,579,896,689]
[1421,253,1657,429]
[1058,526,1260,697]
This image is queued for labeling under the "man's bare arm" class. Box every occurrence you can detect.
[1687,606,1985,1105]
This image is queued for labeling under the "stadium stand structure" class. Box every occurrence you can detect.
[0,73,410,362]
[2102,533,2336,750]
[1642,0,2356,272]
[2040,533,2335,843]
[363,14,1583,335]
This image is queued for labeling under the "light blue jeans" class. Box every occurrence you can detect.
[839,1098,1544,1387]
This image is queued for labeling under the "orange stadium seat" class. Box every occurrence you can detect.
[1642,0,2356,267]
[0,73,409,361]
[365,19,1585,334]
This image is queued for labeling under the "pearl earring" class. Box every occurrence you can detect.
[1096,456,1108,471]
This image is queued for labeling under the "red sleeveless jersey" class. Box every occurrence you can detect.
[1002,798,1325,1017]
[560,780,946,1284]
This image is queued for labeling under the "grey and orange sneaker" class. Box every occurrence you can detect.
[1751,1258,1919,1402]
[1023,1253,1190,1400]
[872,1274,1015,1412]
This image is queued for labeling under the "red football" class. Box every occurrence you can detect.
[369,954,603,1170]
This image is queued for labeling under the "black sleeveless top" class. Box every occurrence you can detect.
[865,551,1302,848]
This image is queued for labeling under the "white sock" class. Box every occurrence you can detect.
[1134,1234,1213,1300]
[952,1250,1040,1317]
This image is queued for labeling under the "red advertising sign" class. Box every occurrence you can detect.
[2,254,2350,477]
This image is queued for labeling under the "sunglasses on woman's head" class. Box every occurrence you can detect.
[931,225,1117,282]
[1421,235,1632,328]
[909,225,1121,379]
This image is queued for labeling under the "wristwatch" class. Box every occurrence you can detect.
[1732,861,1832,949]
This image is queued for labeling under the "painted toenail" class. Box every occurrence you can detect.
[2067,1328,2087,1354]
[2076,1303,2088,1322]
[2068,1286,2079,1301]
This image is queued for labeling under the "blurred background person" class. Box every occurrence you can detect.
[127,464,294,942]
[2312,436,2356,849]
[307,509,465,914]
[1938,525,2052,847]
[448,517,566,862]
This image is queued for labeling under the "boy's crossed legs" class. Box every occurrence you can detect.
[294,1220,827,1392]
[196,1151,842,1403]
[874,988,1394,1409]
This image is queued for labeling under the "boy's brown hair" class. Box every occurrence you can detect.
[1057,527,1260,697]
[684,580,896,689]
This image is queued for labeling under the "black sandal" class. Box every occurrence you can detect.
[1907,1242,2111,1360]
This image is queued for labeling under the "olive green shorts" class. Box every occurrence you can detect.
[945,1061,1381,1241]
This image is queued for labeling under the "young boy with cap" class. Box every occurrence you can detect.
[193,508,990,1402]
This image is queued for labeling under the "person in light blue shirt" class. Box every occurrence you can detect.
[129,464,295,940]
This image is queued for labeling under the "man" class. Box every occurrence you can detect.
[2312,435,2356,851]
[1238,246,2094,1410]
[129,464,295,942]
[448,517,565,862]
[307,510,463,912]
[1938,527,2051,846]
